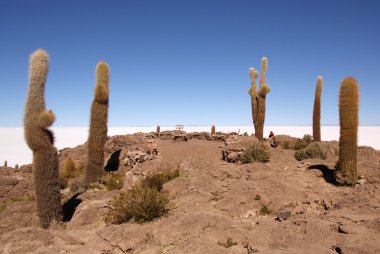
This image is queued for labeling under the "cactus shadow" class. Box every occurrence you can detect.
[307,164,338,185]
[62,193,82,222]
[104,149,122,173]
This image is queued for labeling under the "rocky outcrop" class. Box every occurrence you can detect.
[221,136,260,163]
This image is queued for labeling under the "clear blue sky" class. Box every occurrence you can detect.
[0,0,379,127]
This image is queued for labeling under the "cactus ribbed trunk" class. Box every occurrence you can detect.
[24,49,61,228]
[335,77,359,185]
[248,57,270,141]
[84,62,109,185]
[250,77,258,127]
[256,97,266,140]
[211,125,216,135]
[313,76,323,142]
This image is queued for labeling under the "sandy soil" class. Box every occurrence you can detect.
[0,134,379,254]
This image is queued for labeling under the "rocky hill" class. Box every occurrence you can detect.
[0,132,379,254]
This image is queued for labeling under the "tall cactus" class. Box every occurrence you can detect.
[335,77,359,185]
[313,76,323,141]
[211,125,216,135]
[248,57,270,140]
[83,61,110,185]
[24,49,61,228]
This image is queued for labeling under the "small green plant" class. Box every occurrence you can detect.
[294,134,312,150]
[242,143,270,163]
[140,170,180,191]
[218,238,237,248]
[259,203,272,215]
[104,184,169,224]
[294,143,327,161]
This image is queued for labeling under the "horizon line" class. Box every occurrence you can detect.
[1,125,380,128]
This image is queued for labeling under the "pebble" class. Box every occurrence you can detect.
[276,211,292,221]
[356,179,366,185]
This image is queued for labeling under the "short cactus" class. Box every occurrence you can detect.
[211,125,216,135]
[156,125,160,135]
[3,160,7,167]
[248,57,270,140]
[313,76,323,142]
[23,49,61,228]
[83,61,110,185]
[335,77,359,185]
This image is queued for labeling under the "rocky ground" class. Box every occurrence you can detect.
[0,132,379,254]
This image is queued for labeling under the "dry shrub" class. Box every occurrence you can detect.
[259,203,272,215]
[0,194,35,214]
[281,141,292,149]
[140,169,180,191]
[104,184,169,224]
[61,159,84,179]
[218,238,237,248]
[69,178,86,193]
[59,159,84,189]
[104,170,179,224]
[242,143,270,163]
[294,134,313,150]
[294,142,327,161]
[100,173,125,191]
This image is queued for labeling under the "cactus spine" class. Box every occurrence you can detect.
[23,49,61,228]
[211,125,216,135]
[83,61,110,185]
[248,57,270,140]
[335,77,359,185]
[313,76,323,141]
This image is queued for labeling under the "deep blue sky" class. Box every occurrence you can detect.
[0,0,379,127]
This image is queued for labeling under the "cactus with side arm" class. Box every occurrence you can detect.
[248,57,270,140]
[24,49,61,228]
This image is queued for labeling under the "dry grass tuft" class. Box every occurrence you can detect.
[242,143,270,163]
[104,170,179,224]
